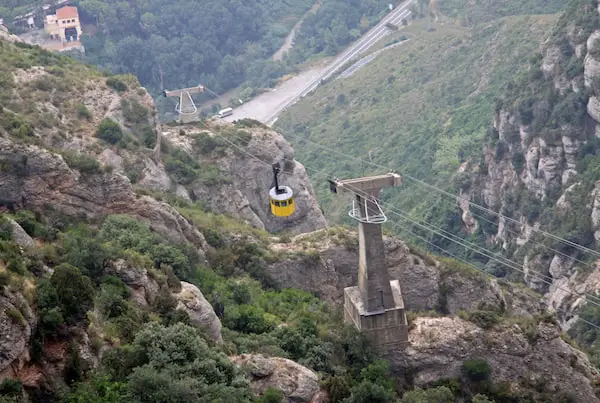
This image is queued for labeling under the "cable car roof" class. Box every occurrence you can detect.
[269,186,293,201]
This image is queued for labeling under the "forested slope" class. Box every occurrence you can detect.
[276,12,558,225]
[1,36,600,402]
[73,0,394,116]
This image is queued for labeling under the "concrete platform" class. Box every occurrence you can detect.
[344,279,409,349]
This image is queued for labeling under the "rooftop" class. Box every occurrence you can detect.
[56,6,79,20]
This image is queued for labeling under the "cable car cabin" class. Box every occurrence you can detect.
[269,163,295,217]
[269,185,295,217]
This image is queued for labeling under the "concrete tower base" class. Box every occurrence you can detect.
[343,279,409,349]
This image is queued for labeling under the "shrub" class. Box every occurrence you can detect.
[96,118,124,145]
[194,132,222,154]
[225,304,275,334]
[50,263,95,324]
[462,359,491,382]
[6,307,24,325]
[76,103,92,120]
[0,216,12,241]
[0,378,23,398]
[61,151,102,174]
[511,152,525,173]
[165,148,199,185]
[260,387,284,403]
[0,111,34,137]
[106,77,128,92]
[0,271,10,287]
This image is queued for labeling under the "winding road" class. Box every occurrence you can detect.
[223,0,414,125]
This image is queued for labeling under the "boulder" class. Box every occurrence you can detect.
[173,282,222,342]
[232,354,320,402]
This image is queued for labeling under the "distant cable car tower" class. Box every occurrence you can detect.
[163,84,204,124]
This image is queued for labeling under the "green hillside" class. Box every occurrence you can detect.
[276,14,558,227]
[438,0,564,25]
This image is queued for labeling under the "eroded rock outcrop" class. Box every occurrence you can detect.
[268,228,540,315]
[0,137,208,259]
[231,354,320,402]
[459,3,600,328]
[173,281,222,342]
[0,291,35,381]
[161,124,327,235]
[393,317,600,403]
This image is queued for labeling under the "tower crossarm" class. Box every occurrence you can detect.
[163,84,205,98]
[331,173,402,194]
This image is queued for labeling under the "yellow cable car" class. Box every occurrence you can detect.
[269,163,295,217]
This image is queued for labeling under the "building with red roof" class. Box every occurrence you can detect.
[44,5,82,44]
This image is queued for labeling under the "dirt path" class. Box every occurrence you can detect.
[272,0,322,61]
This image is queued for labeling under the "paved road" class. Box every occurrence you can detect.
[223,0,413,125]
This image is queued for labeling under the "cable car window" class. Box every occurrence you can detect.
[289,199,293,205]
[281,201,287,207]
[274,201,280,207]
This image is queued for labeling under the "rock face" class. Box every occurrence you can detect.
[162,124,327,235]
[459,3,600,328]
[0,137,208,258]
[0,291,35,381]
[231,354,320,402]
[8,219,34,249]
[173,281,222,342]
[106,259,160,307]
[392,317,600,403]
[267,228,540,315]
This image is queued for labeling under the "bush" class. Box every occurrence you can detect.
[194,132,222,154]
[61,151,102,175]
[76,103,92,120]
[165,148,199,185]
[0,378,23,398]
[462,359,491,382]
[260,387,284,403]
[96,118,124,145]
[50,263,95,324]
[106,77,128,92]
[225,304,275,334]
[0,216,12,241]
[0,111,34,138]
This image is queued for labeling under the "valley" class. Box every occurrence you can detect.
[2,0,600,402]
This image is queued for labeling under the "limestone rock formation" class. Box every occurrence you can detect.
[162,123,327,235]
[106,259,160,307]
[0,291,35,380]
[268,228,540,315]
[458,4,600,328]
[0,137,208,259]
[231,354,320,402]
[393,317,600,403]
[173,281,222,342]
[8,219,35,249]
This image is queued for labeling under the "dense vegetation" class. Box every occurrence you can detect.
[284,0,390,64]
[276,13,558,246]
[71,0,394,117]
[0,0,41,22]
[0,206,523,402]
[438,0,564,25]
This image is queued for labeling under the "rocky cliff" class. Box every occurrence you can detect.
[395,316,600,403]
[0,39,324,238]
[458,0,600,327]
[268,228,541,316]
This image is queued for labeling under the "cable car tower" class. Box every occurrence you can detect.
[329,173,409,349]
[163,84,204,124]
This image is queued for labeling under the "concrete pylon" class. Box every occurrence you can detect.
[163,84,204,124]
[330,173,409,349]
